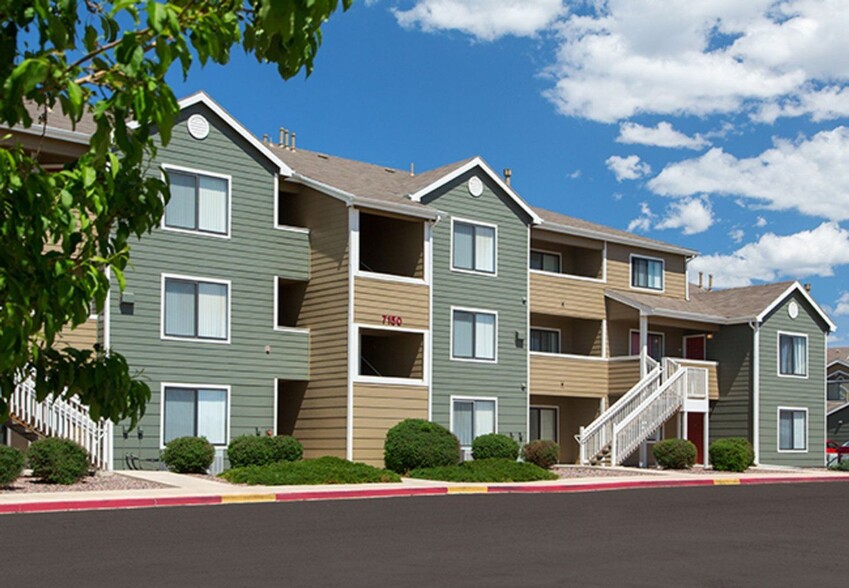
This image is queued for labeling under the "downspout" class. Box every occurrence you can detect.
[749,319,760,465]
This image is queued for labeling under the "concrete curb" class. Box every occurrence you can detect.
[2,474,848,515]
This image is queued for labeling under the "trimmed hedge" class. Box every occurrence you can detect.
[472,433,519,461]
[384,419,460,474]
[409,458,558,483]
[523,440,560,469]
[162,436,215,474]
[709,437,754,472]
[268,435,303,463]
[27,437,90,485]
[228,435,305,469]
[0,445,25,486]
[652,438,697,470]
[220,456,401,485]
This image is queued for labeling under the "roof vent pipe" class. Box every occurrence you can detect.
[279,127,287,148]
[503,168,512,186]
[804,283,812,293]
[698,271,703,289]
[262,133,269,143]
[708,274,713,291]
[291,132,296,151]
[410,163,415,177]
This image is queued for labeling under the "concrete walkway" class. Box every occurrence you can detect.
[2,466,848,515]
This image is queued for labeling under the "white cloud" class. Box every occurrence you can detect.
[568,169,581,179]
[606,155,651,182]
[729,228,745,243]
[627,202,654,232]
[755,216,767,228]
[689,222,849,288]
[392,0,566,41]
[655,197,714,235]
[648,127,849,222]
[616,121,710,150]
[834,292,849,317]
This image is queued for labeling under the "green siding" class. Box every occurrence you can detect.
[757,292,827,466]
[424,169,530,441]
[111,103,310,468]
[708,324,753,443]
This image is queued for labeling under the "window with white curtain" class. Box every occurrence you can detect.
[452,309,496,361]
[778,333,807,377]
[631,256,663,290]
[778,408,807,451]
[452,220,496,273]
[164,169,229,235]
[164,277,229,340]
[163,387,228,445]
[452,398,496,448]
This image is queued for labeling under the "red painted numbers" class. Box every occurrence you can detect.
[382,314,403,326]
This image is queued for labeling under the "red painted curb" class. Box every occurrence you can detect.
[488,478,715,494]
[739,475,849,486]
[276,487,447,502]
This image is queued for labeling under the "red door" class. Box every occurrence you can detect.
[684,336,706,360]
[687,413,705,463]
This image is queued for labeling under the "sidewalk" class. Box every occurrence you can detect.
[2,467,848,515]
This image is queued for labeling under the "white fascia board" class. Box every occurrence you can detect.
[827,401,849,417]
[534,222,699,258]
[288,172,354,205]
[407,156,543,225]
[828,358,849,369]
[176,92,293,176]
[8,125,92,145]
[756,282,837,332]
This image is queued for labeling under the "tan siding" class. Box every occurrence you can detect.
[530,395,602,464]
[530,272,605,319]
[529,354,608,398]
[608,359,641,396]
[352,383,428,466]
[606,243,687,300]
[676,360,720,400]
[290,187,349,459]
[354,276,429,330]
[56,317,98,350]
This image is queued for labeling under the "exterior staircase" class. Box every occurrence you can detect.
[577,354,708,466]
[4,376,113,470]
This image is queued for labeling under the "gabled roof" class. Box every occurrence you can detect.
[828,347,849,368]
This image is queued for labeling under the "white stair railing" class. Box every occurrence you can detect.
[7,376,112,470]
[577,351,663,465]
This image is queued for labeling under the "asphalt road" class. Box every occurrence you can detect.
[0,483,844,587]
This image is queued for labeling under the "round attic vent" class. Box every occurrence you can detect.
[468,176,483,198]
[187,114,210,140]
[788,301,799,319]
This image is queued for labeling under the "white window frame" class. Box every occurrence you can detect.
[353,323,429,387]
[629,253,665,293]
[777,406,808,453]
[529,404,559,443]
[529,248,562,274]
[450,306,498,363]
[449,395,499,449]
[450,217,498,277]
[529,326,561,355]
[160,273,232,344]
[161,164,232,239]
[159,383,231,448]
[629,328,665,359]
[272,276,310,334]
[777,331,809,379]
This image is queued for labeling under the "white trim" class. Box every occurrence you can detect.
[160,164,232,240]
[353,270,427,286]
[683,334,707,360]
[675,358,719,367]
[272,379,278,436]
[525,225,531,445]
[159,382,231,449]
[756,282,837,332]
[776,406,809,453]
[824,332,828,467]
[356,322,428,335]
[346,208,358,462]
[601,319,609,359]
[776,330,809,379]
[272,277,310,334]
[629,253,665,294]
[827,368,849,380]
[628,328,665,357]
[752,321,761,464]
[529,326,561,354]
[449,216,498,277]
[827,400,849,417]
[602,242,608,283]
[407,157,542,224]
[177,92,293,176]
[449,395,500,448]
[828,358,849,370]
[273,175,310,233]
[529,351,607,361]
[529,269,605,284]
[160,273,232,344]
[529,404,560,443]
[427,220,434,421]
[354,376,428,387]
[450,306,499,364]
[104,267,112,352]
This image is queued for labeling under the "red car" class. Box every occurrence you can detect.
[827,440,849,463]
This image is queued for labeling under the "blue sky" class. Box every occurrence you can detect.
[169,0,849,341]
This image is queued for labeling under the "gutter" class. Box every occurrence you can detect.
[537,222,698,258]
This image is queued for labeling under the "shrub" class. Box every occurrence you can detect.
[27,437,90,485]
[829,459,849,472]
[384,419,459,474]
[0,445,25,486]
[227,435,304,469]
[409,458,558,483]
[652,438,697,470]
[523,440,560,469]
[472,434,520,461]
[220,456,401,485]
[710,437,754,472]
[268,435,303,463]
[162,436,215,474]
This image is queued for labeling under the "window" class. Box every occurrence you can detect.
[452,220,495,274]
[631,256,663,291]
[778,408,807,451]
[779,333,807,377]
[530,250,560,273]
[530,328,560,353]
[530,407,557,442]
[452,398,496,447]
[452,310,496,361]
[164,169,229,235]
[163,277,229,341]
[630,331,664,360]
[163,386,228,445]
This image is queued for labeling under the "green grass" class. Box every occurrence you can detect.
[219,456,402,485]
[408,458,558,483]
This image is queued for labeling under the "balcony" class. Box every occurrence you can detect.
[358,211,424,281]
[354,275,429,330]
[530,272,606,320]
[529,353,608,398]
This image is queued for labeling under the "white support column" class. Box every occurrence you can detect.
[703,411,710,468]
[639,312,649,377]
[682,410,688,440]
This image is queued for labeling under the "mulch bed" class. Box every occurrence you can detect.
[0,473,171,494]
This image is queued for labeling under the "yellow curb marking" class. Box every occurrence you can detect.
[713,478,741,485]
[221,493,276,504]
[446,486,489,494]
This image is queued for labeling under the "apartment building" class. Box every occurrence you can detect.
[2,92,835,470]
[827,348,849,446]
